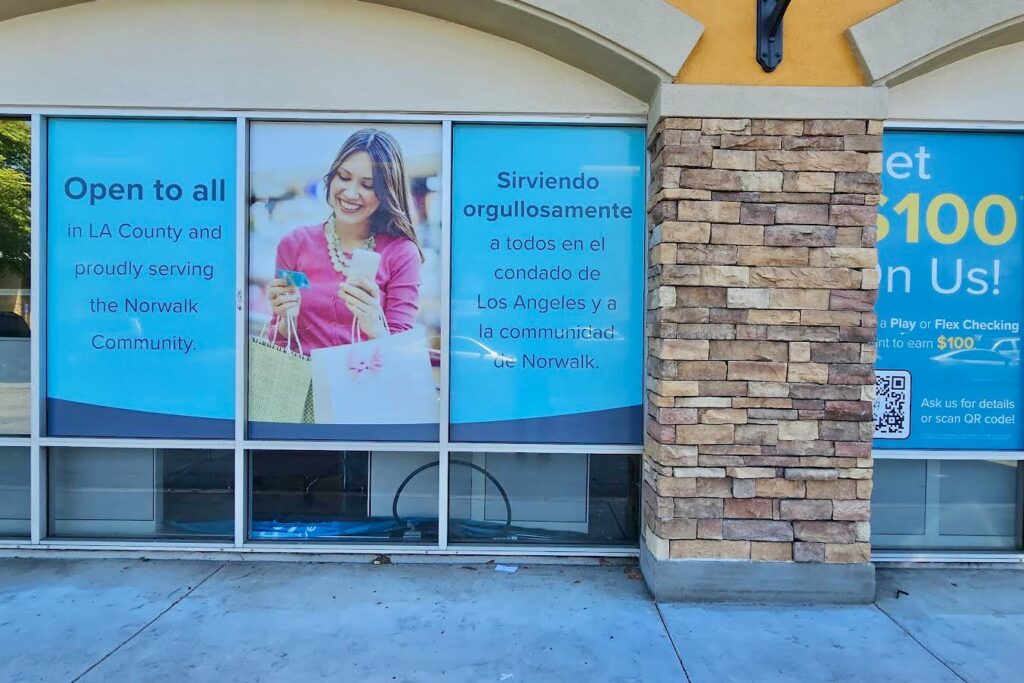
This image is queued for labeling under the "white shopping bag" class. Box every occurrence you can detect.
[310,324,437,425]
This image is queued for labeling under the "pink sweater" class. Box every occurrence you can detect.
[271,223,421,355]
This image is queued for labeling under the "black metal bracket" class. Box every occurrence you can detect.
[757,0,791,73]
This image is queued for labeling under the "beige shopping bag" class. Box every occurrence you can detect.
[247,315,313,424]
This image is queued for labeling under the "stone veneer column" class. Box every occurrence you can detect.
[641,116,881,603]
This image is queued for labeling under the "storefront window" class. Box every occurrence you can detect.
[240,121,643,548]
[247,122,442,442]
[0,113,644,551]
[0,446,30,537]
[45,118,236,438]
[250,450,438,544]
[449,125,645,445]
[872,459,1022,550]
[875,131,1024,450]
[875,129,1024,553]
[0,118,30,436]
[48,447,233,539]
[447,452,639,545]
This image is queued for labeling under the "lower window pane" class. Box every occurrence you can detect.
[938,460,1020,538]
[249,450,438,544]
[48,447,233,540]
[0,282,30,436]
[447,452,639,546]
[872,459,927,536]
[872,458,1022,551]
[0,446,30,537]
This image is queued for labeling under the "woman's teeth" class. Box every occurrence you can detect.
[339,199,362,212]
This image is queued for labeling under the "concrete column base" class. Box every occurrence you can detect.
[640,540,876,605]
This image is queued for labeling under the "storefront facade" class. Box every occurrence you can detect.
[0,0,1021,603]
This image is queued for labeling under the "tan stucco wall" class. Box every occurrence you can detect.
[670,0,900,86]
[0,0,644,114]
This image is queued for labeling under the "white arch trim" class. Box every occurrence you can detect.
[0,0,654,114]
[849,0,1024,86]
[0,0,703,103]
[359,0,703,100]
[0,0,89,22]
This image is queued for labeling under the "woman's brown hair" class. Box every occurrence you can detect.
[323,128,423,260]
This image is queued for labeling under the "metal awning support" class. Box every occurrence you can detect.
[757,0,792,72]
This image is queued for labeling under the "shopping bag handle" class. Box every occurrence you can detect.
[350,310,390,343]
[262,310,304,356]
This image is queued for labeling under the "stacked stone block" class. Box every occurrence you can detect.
[643,117,881,566]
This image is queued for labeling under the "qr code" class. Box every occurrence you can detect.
[874,370,911,439]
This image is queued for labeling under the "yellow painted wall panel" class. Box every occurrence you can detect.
[670,0,901,86]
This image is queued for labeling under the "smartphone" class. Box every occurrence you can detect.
[275,269,312,288]
[347,249,382,282]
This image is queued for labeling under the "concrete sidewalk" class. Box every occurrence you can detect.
[0,558,1020,682]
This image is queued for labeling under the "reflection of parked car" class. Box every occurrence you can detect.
[434,335,516,368]
[991,337,1020,363]
[0,312,30,383]
[0,312,29,338]
[931,348,1018,366]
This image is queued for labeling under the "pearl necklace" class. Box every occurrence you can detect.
[324,217,376,273]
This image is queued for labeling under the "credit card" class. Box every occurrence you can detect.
[275,269,311,288]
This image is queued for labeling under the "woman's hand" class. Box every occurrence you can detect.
[268,277,301,335]
[339,276,388,339]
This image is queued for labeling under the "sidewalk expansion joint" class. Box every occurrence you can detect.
[873,602,969,683]
[655,602,693,683]
[70,562,226,682]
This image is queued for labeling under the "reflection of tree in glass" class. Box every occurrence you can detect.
[0,120,30,279]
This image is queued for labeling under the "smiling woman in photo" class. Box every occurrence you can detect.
[267,129,423,353]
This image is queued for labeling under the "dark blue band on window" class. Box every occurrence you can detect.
[450,405,642,445]
[47,398,233,439]
[248,421,440,442]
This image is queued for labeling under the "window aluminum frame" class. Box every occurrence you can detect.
[872,121,1024,561]
[0,108,648,558]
